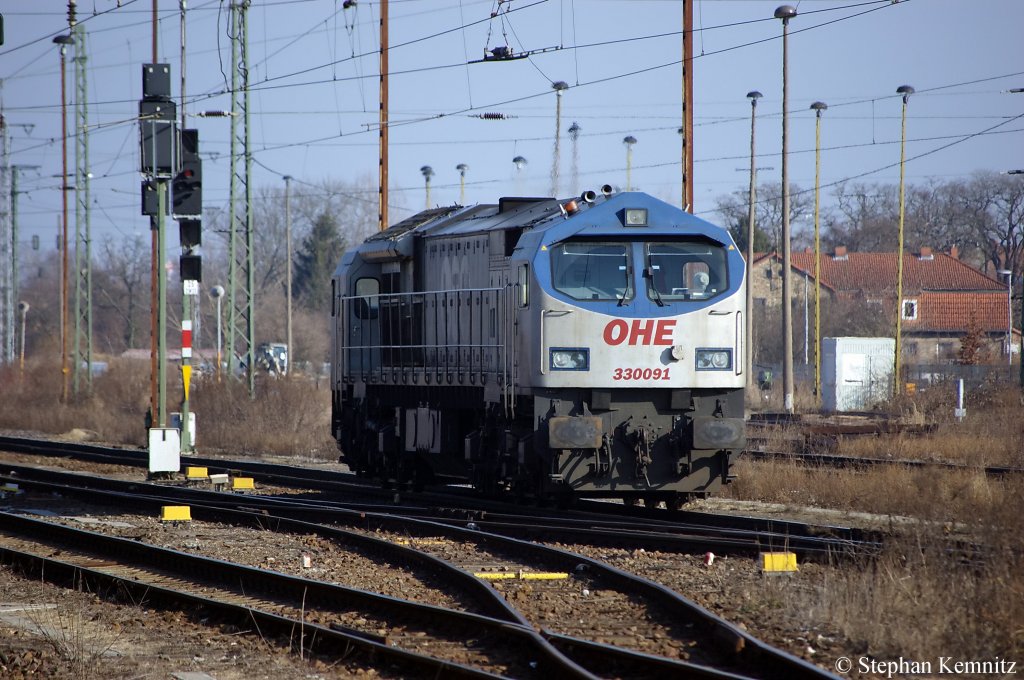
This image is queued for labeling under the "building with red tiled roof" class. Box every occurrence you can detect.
[749,247,1018,365]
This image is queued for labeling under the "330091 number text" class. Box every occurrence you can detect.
[612,367,670,381]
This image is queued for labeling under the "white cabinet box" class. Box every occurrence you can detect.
[821,337,894,412]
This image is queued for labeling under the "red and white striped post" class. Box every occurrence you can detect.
[180,317,193,452]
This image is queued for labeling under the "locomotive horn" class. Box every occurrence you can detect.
[601,184,614,196]
[581,190,597,203]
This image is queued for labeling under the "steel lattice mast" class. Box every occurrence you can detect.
[227,0,255,396]
[0,113,12,365]
[73,23,93,392]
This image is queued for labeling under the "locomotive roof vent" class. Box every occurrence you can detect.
[581,190,597,203]
[601,184,615,196]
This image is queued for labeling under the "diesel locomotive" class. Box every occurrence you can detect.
[330,187,746,507]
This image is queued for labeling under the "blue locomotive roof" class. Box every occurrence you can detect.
[342,190,733,266]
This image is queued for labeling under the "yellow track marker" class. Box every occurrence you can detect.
[392,539,450,546]
[474,571,569,580]
[760,551,798,573]
[185,466,208,479]
[232,477,255,490]
[160,506,192,522]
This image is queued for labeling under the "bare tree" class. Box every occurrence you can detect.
[715,181,811,253]
[826,182,900,252]
[964,171,1024,278]
[93,234,151,352]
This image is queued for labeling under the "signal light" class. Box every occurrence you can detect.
[172,159,202,217]
[180,254,202,282]
[179,219,201,248]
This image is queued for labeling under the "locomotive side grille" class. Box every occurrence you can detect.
[339,285,520,413]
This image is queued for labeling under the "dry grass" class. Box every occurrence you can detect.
[734,384,1024,663]
[0,359,336,460]
[727,459,1024,525]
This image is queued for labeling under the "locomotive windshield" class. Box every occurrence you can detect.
[550,242,633,302]
[645,241,728,302]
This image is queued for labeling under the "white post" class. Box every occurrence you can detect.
[954,378,966,422]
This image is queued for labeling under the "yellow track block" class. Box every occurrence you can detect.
[232,477,255,490]
[474,571,569,580]
[160,506,192,522]
[760,551,798,573]
[185,466,209,480]
[392,539,450,546]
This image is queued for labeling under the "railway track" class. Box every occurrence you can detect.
[0,448,837,678]
[743,448,1024,478]
[0,434,878,560]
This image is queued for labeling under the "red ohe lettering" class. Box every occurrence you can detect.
[653,319,676,345]
[603,319,629,345]
[603,318,676,346]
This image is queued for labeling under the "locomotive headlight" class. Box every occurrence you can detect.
[622,208,648,227]
[695,349,732,371]
[550,348,590,371]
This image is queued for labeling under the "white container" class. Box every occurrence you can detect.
[821,337,895,412]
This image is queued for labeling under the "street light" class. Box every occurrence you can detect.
[774,5,797,413]
[456,163,468,205]
[420,165,434,210]
[894,84,914,396]
[550,81,568,196]
[810,100,827,401]
[283,175,293,376]
[210,285,224,382]
[998,269,1012,366]
[623,135,637,191]
[513,155,527,193]
[18,301,29,374]
[745,90,762,388]
[54,33,75,402]
[568,122,581,196]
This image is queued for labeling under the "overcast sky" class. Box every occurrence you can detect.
[2,0,1022,248]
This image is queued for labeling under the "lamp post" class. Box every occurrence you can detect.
[54,33,75,401]
[18,301,29,374]
[550,81,568,196]
[623,136,637,191]
[810,100,827,401]
[568,122,581,196]
[998,269,1012,367]
[210,285,224,382]
[283,175,293,375]
[774,5,797,413]
[513,155,527,194]
[894,84,914,396]
[745,90,762,388]
[420,165,434,210]
[456,163,468,205]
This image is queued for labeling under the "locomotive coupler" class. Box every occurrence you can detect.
[631,418,654,487]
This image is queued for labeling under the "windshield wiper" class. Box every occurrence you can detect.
[643,267,665,307]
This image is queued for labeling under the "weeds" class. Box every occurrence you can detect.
[0,359,336,459]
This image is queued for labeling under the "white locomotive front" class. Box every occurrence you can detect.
[331,188,745,506]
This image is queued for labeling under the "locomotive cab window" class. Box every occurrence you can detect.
[645,241,728,302]
[550,242,633,302]
[353,277,380,319]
